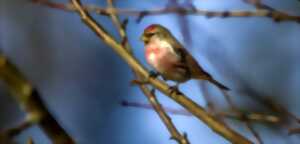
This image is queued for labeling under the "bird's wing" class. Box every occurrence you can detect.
[168,38,210,79]
[178,48,230,90]
[167,35,212,79]
[180,48,212,79]
[169,38,229,90]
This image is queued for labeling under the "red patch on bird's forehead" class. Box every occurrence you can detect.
[145,25,157,32]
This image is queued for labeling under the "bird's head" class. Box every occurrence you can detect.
[140,24,170,44]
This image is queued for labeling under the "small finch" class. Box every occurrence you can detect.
[140,24,229,91]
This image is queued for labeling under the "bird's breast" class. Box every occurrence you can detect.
[145,41,180,72]
[145,45,160,68]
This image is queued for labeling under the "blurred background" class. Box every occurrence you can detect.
[0,0,300,143]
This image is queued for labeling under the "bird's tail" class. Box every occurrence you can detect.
[208,78,230,91]
[193,74,230,91]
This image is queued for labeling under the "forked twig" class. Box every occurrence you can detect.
[32,0,300,23]
[106,0,189,143]
[69,0,252,143]
[0,54,74,143]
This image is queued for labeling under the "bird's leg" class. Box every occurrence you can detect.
[168,83,182,95]
[149,70,160,79]
[150,87,156,95]
[131,70,160,86]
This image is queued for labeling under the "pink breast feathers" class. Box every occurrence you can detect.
[145,45,160,67]
[145,43,180,74]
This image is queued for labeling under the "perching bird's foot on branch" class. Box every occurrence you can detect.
[131,70,160,85]
[149,70,160,79]
[140,24,230,91]
[168,84,183,95]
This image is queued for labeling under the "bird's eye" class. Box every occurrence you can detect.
[146,33,155,37]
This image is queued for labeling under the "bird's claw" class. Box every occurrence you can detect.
[148,71,159,79]
[150,88,156,95]
[168,85,182,95]
[130,71,160,86]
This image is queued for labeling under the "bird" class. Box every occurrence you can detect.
[140,24,229,91]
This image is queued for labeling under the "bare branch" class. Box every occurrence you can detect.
[288,127,300,135]
[198,82,228,126]
[106,0,189,143]
[121,100,192,116]
[140,87,190,144]
[122,100,280,124]
[32,0,300,23]
[0,120,32,138]
[222,91,263,144]
[0,54,74,144]
[69,0,253,143]
[242,0,274,10]
[166,0,194,45]
[27,137,34,144]
[106,0,127,46]
[253,96,300,123]
[244,122,263,144]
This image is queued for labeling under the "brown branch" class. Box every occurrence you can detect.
[131,78,190,143]
[106,0,127,44]
[244,122,263,144]
[122,100,280,124]
[0,120,32,138]
[140,87,189,144]
[106,0,189,143]
[220,111,280,124]
[70,0,252,143]
[121,100,192,116]
[198,82,217,115]
[166,0,194,45]
[198,82,229,126]
[27,137,34,144]
[222,91,263,144]
[0,54,74,144]
[253,96,300,123]
[288,127,300,135]
[32,0,300,23]
[0,132,15,144]
[242,0,274,10]
[243,88,300,134]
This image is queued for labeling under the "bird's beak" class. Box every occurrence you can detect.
[140,35,149,43]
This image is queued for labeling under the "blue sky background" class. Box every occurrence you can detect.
[1,0,300,143]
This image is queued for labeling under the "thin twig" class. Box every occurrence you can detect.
[252,96,300,123]
[106,0,127,47]
[198,82,228,126]
[244,122,263,144]
[140,87,190,144]
[0,120,33,138]
[70,0,252,143]
[122,100,280,124]
[242,0,274,10]
[288,127,300,135]
[106,0,189,143]
[222,91,263,144]
[198,82,217,114]
[121,100,192,116]
[27,137,34,144]
[166,0,193,45]
[220,111,280,124]
[32,0,300,23]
